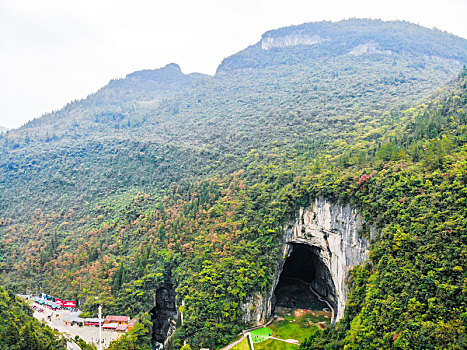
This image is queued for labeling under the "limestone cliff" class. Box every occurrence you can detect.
[348,42,393,56]
[151,282,177,349]
[261,34,328,50]
[242,198,370,323]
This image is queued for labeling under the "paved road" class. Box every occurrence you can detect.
[220,334,247,350]
[67,341,82,350]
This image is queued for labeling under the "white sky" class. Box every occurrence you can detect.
[1,0,466,129]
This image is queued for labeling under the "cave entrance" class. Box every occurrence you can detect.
[274,244,336,319]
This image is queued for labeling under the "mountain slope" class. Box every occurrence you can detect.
[0,287,67,349]
[299,67,467,350]
[1,19,467,349]
[1,19,465,220]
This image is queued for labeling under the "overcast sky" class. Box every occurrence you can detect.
[1,0,466,129]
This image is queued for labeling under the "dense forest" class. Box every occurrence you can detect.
[1,19,467,349]
[0,287,67,349]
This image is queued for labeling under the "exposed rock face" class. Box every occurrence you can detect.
[348,42,393,56]
[261,34,328,50]
[241,292,268,324]
[242,198,370,323]
[151,282,177,349]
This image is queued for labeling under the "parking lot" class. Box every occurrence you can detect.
[32,303,120,349]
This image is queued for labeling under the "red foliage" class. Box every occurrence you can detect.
[358,174,370,185]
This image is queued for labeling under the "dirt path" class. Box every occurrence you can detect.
[270,336,299,344]
[308,285,335,323]
[220,334,247,350]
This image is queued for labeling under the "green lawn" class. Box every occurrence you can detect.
[271,318,319,342]
[230,309,325,350]
[252,309,323,349]
[250,327,273,343]
[231,337,251,350]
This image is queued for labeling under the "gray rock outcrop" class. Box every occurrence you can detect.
[242,198,370,323]
[261,34,328,50]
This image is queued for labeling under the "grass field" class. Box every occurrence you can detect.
[250,327,273,343]
[227,307,329,350]
[253,308,326,349]
[272,319,319,342]
[231,337,251,350]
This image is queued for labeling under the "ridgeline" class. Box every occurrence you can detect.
[1,19,467,349]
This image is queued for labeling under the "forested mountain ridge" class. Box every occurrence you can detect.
[217,18,467,72]
[1,19,467,349]
[17,62,208,135]
[2,19,466,220]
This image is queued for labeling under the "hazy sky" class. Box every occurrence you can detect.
[1,0,467,129]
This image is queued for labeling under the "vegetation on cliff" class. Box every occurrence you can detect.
[0,20,467,349]
[299,67,467,349]
[0,287,67,350]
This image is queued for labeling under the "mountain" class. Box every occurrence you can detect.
[1,19,465,220]
[22,62,208,133]
[1,19,467,349]
[217,19,467,72]
[0,126,8,133]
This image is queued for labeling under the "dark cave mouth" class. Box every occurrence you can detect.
[274,244,335,312]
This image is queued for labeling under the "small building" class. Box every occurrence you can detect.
[103,323,118,331]
[33,297,62,310]
[17,294,31,300]
[104,315,130,325]
[63,312,84,326]
[84,318,104,326]
[115,319,138,333]
[115,323,128,333]
[44,300,61,310]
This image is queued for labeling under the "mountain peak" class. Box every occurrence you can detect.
[217,18,467,73]
[164,62,182,71]
[126,62,183,81]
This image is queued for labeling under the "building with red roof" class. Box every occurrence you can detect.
[104,315,130,325]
